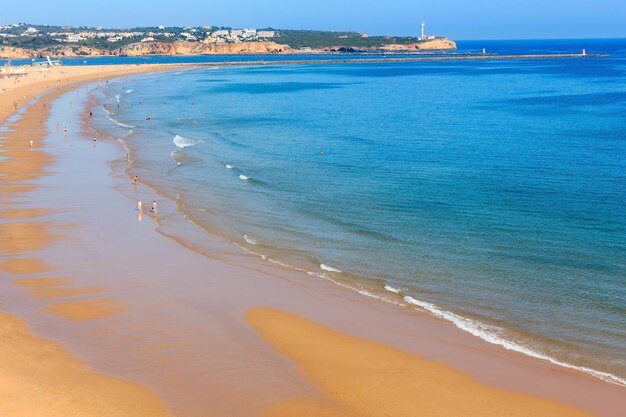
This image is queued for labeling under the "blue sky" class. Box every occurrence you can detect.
[3,0,625,40]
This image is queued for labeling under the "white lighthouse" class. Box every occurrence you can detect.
[420,22,425,40]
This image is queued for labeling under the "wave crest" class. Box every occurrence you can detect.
[173,135,204,148]
[243,234,259,245]
[320,264,341,273]
[401,295,626,386]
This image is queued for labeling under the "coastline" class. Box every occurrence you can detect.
[0,69,181,416]
[0,66,624,416]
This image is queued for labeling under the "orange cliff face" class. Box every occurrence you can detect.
[118,41,292,56]
[379,38,457,51]
[0,47,34,59]
[0,41,292,59]
[0,38,456,59]
[320,37,457,53]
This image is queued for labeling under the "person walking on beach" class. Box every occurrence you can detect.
[29,140,33,148]
[134,175,138,185]
[151,201,157,213]
[137,201,142,210]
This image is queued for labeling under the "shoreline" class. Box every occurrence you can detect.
[100,67,624,388]
[1,65,624,416]
[1,52,607,69]
[0,72,180,416]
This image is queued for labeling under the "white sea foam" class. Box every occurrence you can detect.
[243,234,259,245]
[239,175,249,181]
[115,94,121,103]
[173,135,203,148]
[126,89,133,94]
[384,285,401,294]
[320,264,341,273]
[105,112,135,129]
[225,164,234,169]
[114,120,134,129]
[401,295,626,386]
[170,151,183,165]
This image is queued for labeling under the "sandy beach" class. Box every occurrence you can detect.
[0,64,624,416]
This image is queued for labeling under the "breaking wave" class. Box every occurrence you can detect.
[243,234,259,245]
[320,264,341,273]
[173,135,204,148]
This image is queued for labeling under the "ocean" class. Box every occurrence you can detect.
[87,39,626,385]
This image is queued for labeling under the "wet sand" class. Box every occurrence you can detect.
[248,307,596,417]
[1,65,181,417]
[0,312,172,417]
[0,65,624,416]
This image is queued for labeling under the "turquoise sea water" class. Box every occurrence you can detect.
[90,40,626,384]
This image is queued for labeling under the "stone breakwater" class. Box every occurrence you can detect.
[191,53,607,67]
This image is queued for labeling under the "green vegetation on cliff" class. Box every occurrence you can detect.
[0,24,438,52]
[274,30,423,49]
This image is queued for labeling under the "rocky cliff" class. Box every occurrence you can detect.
[0,38,455,59]
[0,47,34,59]
[322,38,456,53]
[118,41,291,56]
[378,38,457,51]
[0,41,290,58]
[1,45,111,58]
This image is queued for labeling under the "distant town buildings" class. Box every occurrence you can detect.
[66,35,83,43]
[0,23,282,47]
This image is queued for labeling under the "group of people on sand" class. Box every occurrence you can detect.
[134,175,158,217]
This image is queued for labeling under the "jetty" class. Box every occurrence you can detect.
[198,53,607,68]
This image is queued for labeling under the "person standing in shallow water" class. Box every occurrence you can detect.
[151,201,157,213]
[134,175,138,185]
